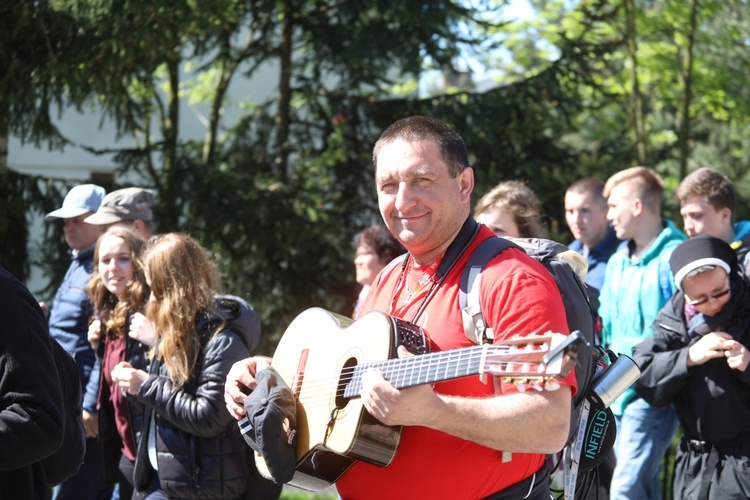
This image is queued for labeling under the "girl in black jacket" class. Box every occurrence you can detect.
[112,233,260,499]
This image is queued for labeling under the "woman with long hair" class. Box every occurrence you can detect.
[86,226,150,498]
[111,233,261,499]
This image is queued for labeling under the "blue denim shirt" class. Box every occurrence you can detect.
[569,226,624,291]
[48,244,99,411]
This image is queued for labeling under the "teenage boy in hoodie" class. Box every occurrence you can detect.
[599,167,686,500]
[676,166,750,273]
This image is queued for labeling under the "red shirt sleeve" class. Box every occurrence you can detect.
[481,247,578,397]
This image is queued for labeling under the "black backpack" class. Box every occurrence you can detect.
[41,336,87,486]
[459,236,618,498]
[459,236,598,436]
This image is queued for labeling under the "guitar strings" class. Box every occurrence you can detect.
[282,344,557,409]
[291,358,554,411]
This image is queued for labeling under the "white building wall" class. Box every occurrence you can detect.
[9,60,279,295]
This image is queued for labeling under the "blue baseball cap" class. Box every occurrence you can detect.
[45,184,106,221]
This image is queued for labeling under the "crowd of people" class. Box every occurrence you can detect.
[1,186,278,499]
[3,116,750,500]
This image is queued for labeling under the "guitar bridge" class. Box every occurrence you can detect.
[392,317,430,356]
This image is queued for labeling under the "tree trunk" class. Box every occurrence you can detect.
[677,0,699,179]
[624,0,647,165]
[0,101,8,171]
[275,0,293,180]
[203,39,238,166]
[162,56,181,229]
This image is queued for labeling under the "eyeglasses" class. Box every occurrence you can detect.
[684,286,731,306]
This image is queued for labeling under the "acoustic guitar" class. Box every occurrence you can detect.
[252,307,581,491]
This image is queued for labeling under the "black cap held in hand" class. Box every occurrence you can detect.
[238,366,297,484]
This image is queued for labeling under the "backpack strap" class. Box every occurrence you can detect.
[380,253,408,281]
[460,237,516,345]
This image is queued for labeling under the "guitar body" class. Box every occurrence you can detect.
[251,307,579,491]
[255,308,404,491]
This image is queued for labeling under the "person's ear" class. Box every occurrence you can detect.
[632,197,643,217]
[459,167,474,203]
[132,219,146,237]
[721,207,732,225]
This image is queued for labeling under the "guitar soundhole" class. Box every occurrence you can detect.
[336,357,358,409]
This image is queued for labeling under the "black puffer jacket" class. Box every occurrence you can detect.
[633,273,750,443]
[133,296,261,499]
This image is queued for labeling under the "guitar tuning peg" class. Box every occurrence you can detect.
[544,381,561,391]
[514,381,527,393]
[530,382,543,392]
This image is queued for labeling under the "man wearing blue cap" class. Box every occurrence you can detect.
[633,236,750,499]
[44,184,111,500]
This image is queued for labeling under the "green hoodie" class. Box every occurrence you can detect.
[598,220,686,415]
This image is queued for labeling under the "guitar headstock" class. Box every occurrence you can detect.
[480,331,583,392]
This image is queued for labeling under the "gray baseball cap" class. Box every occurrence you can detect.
[84,187,155,225]
[45,184,106,221]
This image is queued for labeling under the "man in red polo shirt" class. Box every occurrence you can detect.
[225,116,576,499]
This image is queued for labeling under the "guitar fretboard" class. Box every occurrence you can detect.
[343,343,552,398]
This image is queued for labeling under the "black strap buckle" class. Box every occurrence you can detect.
[688,439,711,453]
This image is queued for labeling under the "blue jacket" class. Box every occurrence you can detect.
[598,220,686,415]
[48,245,98,409]
[732,221,750,274]
[569,226,624,291]
[734,221,750,243]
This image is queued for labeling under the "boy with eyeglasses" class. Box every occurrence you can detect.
[633,236,750,500]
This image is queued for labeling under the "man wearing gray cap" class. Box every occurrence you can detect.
[45,184,111,500]
[84,187,156,238]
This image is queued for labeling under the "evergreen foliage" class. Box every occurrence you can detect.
[3,0,750,351]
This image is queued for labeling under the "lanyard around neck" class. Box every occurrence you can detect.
[391,216,480,324]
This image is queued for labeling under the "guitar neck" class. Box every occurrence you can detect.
[340,331,576,399]
[344,345,488,398]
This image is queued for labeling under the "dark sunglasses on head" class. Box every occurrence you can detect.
[684,286,731,306]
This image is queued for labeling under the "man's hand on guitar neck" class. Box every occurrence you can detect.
[224,356,272,419]
[361,345,444,428]
[361,346,573,454]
